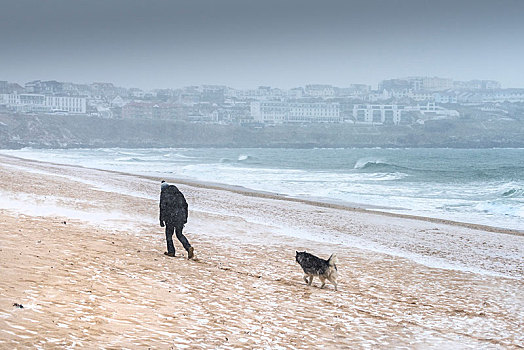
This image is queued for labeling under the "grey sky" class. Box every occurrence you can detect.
[1,0,523,89]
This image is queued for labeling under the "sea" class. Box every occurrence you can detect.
[2,147,523,232]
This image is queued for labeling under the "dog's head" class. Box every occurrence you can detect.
[296,251,306,264]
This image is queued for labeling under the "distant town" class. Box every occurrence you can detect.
[1,77,523,127]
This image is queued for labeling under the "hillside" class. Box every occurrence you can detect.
[0,113,523,149]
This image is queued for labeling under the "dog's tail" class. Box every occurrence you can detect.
[328,253,338,267]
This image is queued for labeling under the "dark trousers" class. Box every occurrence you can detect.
[165,225,191,254]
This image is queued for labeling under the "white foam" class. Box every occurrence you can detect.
[0,162,156,201]
[0,190,155,231]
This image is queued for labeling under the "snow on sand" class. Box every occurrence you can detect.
[0,154,523,348]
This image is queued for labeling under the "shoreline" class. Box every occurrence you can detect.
[1,152,522,237]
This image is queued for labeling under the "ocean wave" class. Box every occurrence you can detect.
[353,158,409,173]
[116,151,142,156]
[501,187,524,198]
[173,153,196,159]
[238,154,258,162]
[474,201,524,218]
[353,158,386,169]
[115,157,147,162]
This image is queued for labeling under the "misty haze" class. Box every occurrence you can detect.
[1,1,523,349]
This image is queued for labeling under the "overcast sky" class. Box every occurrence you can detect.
[1,0,524,90]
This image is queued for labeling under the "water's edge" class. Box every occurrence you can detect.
[2,153,522,237]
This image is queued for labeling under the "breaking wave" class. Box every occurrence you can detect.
[115,157,147,162]
[501,187,524,198]
[353,158,409,172]
[238,155,254,161]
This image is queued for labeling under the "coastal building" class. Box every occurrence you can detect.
[352,103,459,125]
[0,81,8,93]
[129,88,145,98]
[111,96,128,108]
[433,92,458,104]
[0,93,87,114]
[410,91,435,102]
[378,79,411,92]
[304,84,336,98]
[90,82,127,100]
[454,80,501,90]
[201,85,226,104]
[0,82,25,94]
[288,87,304,99]
[459,89,524,103]
[389,90,413,99]
[421,77,453,91]
[368,89,435,102]
[251,101,341,123]
[45,95,87,114]
[367,90,392,102]
[337,84,371,98]
[380,76,453,92]
[25,80,63,94]
[228,86,285,101]
[406,102,459,118]
[352,104,403,125]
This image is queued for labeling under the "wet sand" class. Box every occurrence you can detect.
[0,154,523,349]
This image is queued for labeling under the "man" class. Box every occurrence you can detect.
[159,181,194,259]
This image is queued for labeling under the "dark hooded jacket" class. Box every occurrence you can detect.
[159,184,188,227]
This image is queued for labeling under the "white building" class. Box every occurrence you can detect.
[227,87,285,101]
[410,91,435,102]
[433,92,458,104]
[0,93,8,105]
[383,76,453,91]
[421,77,453,91]
[0,93,87,114]
[353,103,459,125]
[251,101,340,123]
[454,80,501,90]
[352,104,403,125]
[405,103,459,118]
[368,89,435,102]
[304,84,336,98]
[461,89,524,103]
[111,96,128,108]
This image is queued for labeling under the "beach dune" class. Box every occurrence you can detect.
[0,154,523,348]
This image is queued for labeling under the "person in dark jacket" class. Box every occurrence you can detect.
[159,181,194,259]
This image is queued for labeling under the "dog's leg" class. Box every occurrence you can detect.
[328,276,338,291]
[303,275,309,284]
[319,276,326,289]
[307,275,313,286]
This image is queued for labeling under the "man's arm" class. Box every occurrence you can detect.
[159,191,165,227]
[182,193,188,223]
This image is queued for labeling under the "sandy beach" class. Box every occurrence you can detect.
[0,154,523,349]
